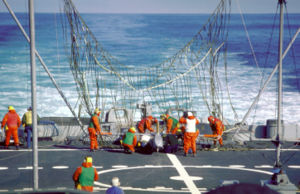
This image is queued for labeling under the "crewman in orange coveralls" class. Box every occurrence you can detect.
[73,156,99,192]
[179,112,199,157]
[160,114,180,134]
[205,115,224,147]
[121,127,137,153]
[138,116,158,133]
[88,108,101,152]
[1,106,21,150]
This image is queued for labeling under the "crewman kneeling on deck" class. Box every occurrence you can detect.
[1,106,21,150]
[121,127,137,153]
[138,115,158,133]
[73,156,99,192]
[205,115,224,147]
[88,108,101,152]
[179,112,199,157]
[160,114,179,134]
[164,133,179,153]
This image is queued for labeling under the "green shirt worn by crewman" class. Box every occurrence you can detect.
[169,116,179,129]
[123,132,134,145]
[79,166,95,186]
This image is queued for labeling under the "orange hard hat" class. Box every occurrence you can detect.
[208,116,215,123]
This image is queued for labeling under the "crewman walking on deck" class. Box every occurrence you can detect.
[1,106,21,150]
[88,108,101,152]
[205,115,224,147]
[121,127,137,153]
[179,112,199,157]
[138,115,158,133]
[22,106,40,149]
[73,156,99,192]
[160,114,179,134]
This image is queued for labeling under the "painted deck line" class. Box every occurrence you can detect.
[52,166,69,169]
[112,165,128,168]
[56,187,67,190]
[167,153,201,194]
[183,165,273,175]
[93,166,103,169]
[0,167,8,170]
[254,148,300,151]
[170,176,203,181]
[288,165,300,169]
[254,165,273,168]
[13,188,33,192]
[18,166,43,170]
[0,148,299,152]
[228,165,245,168]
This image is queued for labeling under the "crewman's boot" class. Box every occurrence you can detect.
[193,153,196,157]
[16,145,19,150]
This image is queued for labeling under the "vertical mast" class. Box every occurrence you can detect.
[275,0,284,168]
[29,0,38,189]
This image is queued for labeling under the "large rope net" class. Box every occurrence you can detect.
[61,0,237,129]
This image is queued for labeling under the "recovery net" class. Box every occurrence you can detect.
[61,0,237,128]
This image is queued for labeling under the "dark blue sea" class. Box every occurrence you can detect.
[0,12,299,125]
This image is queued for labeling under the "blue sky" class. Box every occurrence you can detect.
[0,0,299,14]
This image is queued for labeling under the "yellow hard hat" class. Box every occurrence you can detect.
[130,127,136,132]
[8,106,14,111]
[94,108,101,114]
[160,114,166,119]
[84,156,93,163]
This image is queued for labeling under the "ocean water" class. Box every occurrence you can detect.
[0,12,300,125]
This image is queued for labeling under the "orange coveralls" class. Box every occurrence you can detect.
[180,115,199,154]
[138,116,158,133]
[88,113,101,150]
[73,161,99,192]
[205,116,224,146]
[1,110,21,147]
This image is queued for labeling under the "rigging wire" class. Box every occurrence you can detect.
[284,4,300,94]
[235,0,265,125]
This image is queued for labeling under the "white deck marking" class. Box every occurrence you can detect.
[14,188,33,192]
[288,165,300,169]
[0,167,8,170]
[56,187,67,190]
[112,165,128,168]
[52,166,69,169]
[22,188,33,191]
[93,164,273,192]
[167,154,200,194]
[255,165,273,168]
[170,176,203,181]
[18,166,43,170]
[93,166,103,169]
[228,165,245,168]
[0,148,299,152]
